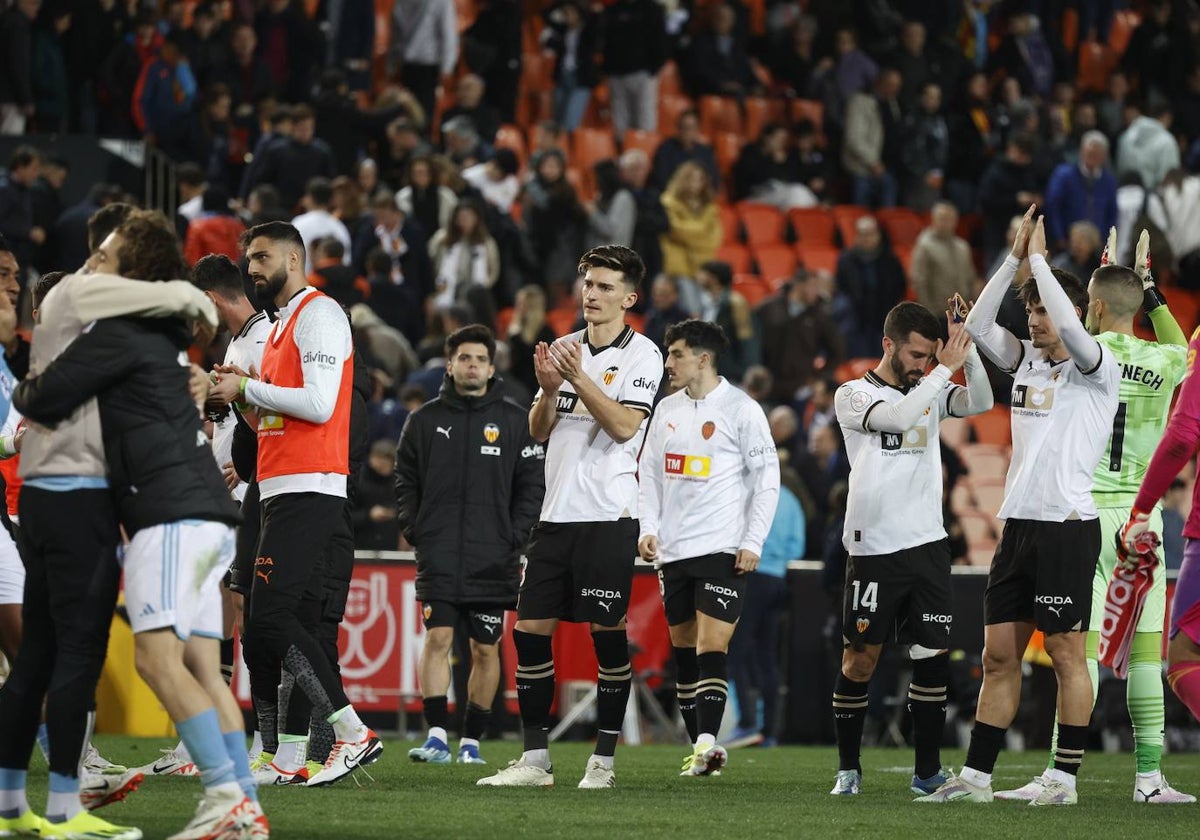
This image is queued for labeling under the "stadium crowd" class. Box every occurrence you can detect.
[2,0,1200,563]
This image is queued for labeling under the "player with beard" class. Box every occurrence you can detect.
[209,222,380,787]
[830,301,993,796]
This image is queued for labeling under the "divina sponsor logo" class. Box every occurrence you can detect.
[580,588,622,599]
[703,583,739,598]
[632,376,657,390]
[303,350,337,365]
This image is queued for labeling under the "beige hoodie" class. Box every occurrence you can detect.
[19,273,218,481]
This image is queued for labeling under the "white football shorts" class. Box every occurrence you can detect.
[0,524,22,604]
[122,519,234,640]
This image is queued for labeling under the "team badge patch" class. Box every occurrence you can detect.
[423,604,433,621]
[856,617,870,634]
[701,421,716,440]
[602,366,619,385]
[483,423,500,443]
[850,391,871,411]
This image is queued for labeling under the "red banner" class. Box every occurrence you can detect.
[233,560,673,714]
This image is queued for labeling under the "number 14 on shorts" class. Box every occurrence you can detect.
[851,580,878,613]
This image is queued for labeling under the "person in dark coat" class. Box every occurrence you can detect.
[249,103,336,211]
[834,215,906,358]
[351,440,400,550]
[755,269,844,404]
[651,108,720,191]
[394,324,545,765]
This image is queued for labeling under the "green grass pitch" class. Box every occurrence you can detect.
[30,737,1200,839]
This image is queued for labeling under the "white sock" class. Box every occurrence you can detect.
[249,731,263,759]
[1137,770,1162,782]
[459,738,480,750]
[522,749,550,770]
[1046,768,1077,790]
[329,706,367,742]
[959,766,992,788]
[174,740,191,761]
[45,790,81,823]
[0,788,28,816]
[695,733,716,751]
[273,738,308,772]
[589,754,613,770]
[427,727,448,745]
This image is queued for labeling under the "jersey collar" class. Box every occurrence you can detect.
[585,324,634,354]
[864,369,909,394]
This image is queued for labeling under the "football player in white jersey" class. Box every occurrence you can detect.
[919,209,1120,806]
[638,319,780,778]
[478,245,663,790]
[831,301,992,797]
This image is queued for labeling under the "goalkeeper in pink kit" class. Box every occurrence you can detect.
[1123,328,1200,728]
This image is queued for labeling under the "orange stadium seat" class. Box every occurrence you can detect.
[833,357,879,384]
[797,244,841,275]
[736,202,785,247]
[659,61,683,97]
[743,97,784,141]
[753,243,798,284]
[622,129,661,160]
[571,127,619,171]
[547,307,579,337]
[960,443,1010,480]
[1077,42,1114,93]
[788,208,836,247]
[626,311,646,334]
[716,243,752,274]
[789,99,824,136]
[831,205,870,247]
[520,51,554,93]
[495,306,515,337]
[719,204,741,243]
[876,207,925,249]
[732,273,771,306]
[699,95,743,136]
[658,94,693,137]
[968,406,1012,446]
[1110,10,1140,57]
[713,132,743,187]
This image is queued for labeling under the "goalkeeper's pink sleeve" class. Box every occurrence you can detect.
[1136,335,1200,517]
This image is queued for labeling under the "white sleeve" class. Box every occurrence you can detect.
[945,346,995,417]
[243,298,353,423]
[739,403,780,556]
[839,367,952,433]
[618,344,663,415]
[637,409,666,541]
[964,255,1024,372]
[1029,253,1102,374]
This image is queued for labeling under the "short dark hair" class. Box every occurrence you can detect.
[883,301,942,345]
[113,209,189,282]
[239,221,306,263]
[306,177,333,206]
[578,244,645,290]
[1089,263,1143,319]
[201,185,230,213]
[699,259,733,289]
[0,233,10,254]
[1009,131,1036,157]
[491,147,519,176]
[32,272,66,310]
[292,103,315,122]
[176,162,206,187]
[316,237,345,259]
[445,323,495,362]
[270,105,294,127]
[365,248,392,275]
[87,202,135,251]
[8,145,39,171]
[42,154,68,171]
[191,254,247,300]
[664,318,730,363]
[1019,267,1090,322]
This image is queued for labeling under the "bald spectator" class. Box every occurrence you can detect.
[1045,130,1117,250]
[1117,101,1180,193]
[834,215,906,357]
[909,202,976,317]
[439,74,500,146]
[1052,220,1102,282]
[755,268,843,404]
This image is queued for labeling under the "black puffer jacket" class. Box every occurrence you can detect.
[394,375,545,605]
[14,317,239,534]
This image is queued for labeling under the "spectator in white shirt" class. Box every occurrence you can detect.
[462,149,521,215]
[291,177,351,273]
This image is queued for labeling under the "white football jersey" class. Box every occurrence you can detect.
[639,379,780,564]
[535,325,663,523]
[213,311,270,502]
[999,340,1120,521]
[836,368,961,556]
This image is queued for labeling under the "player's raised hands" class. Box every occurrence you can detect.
[547,337,585,385]
[533,341,566,392]
[1028,214,1048,259]
[936,319,973,373]
[1010,205,1037,260]
[1135,229,1153,284]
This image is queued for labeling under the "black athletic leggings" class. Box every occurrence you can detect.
[0,487,119,778]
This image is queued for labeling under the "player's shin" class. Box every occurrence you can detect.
[513,630,555,765]
[592,631,632,764]
[832,671,870,773]
[1127,633,1165,774]
[695,651,728,748]
[908,650,948,780]
[673,646,699,744]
